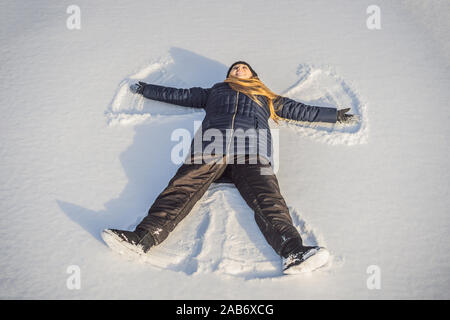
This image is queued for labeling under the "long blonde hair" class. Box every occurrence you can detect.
[224,76,283,124]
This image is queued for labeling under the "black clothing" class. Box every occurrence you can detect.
[140,82,337,165]
[136,155,302,258]
[133,81,338,258]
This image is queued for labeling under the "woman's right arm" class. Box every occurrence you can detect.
[134,82,211,109]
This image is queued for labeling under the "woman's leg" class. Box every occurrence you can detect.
[135,155,228,245]
[230,156,303,258]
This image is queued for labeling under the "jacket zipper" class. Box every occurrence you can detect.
[226,91,239,156]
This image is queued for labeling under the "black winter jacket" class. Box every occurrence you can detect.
[141,82,337,163]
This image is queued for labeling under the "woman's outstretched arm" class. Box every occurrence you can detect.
[131,82,211,109]
[274,96,338,123]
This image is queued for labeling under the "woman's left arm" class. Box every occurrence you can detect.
[274,96,337,123]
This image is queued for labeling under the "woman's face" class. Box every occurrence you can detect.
[229,64,253,79]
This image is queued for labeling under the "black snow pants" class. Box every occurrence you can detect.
[135,155,303,258]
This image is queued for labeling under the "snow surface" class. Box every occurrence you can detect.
[0,0,449,299]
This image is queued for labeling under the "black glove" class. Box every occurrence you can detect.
[129,81,146,94]
[337,108,355,123]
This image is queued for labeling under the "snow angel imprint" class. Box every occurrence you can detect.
[102,61,356,274]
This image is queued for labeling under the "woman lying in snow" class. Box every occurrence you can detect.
[102,61,355,274]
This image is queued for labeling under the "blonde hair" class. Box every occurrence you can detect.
[224,76,283,124]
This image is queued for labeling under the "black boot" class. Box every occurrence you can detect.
[102,228,155,256]
[282,245,330,274]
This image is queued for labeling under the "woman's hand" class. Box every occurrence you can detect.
[337,108,356,123]
[130,81,146,94]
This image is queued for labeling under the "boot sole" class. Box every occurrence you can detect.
[283,247,330,275]
[101,229,147,260]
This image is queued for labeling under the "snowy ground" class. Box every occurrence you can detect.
[0,0,449,299]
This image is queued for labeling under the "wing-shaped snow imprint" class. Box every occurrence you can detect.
[124,183,336,279]
[106,55,205,127]
[274,64,368,145]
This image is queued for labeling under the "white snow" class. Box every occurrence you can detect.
[0,0,449,299]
